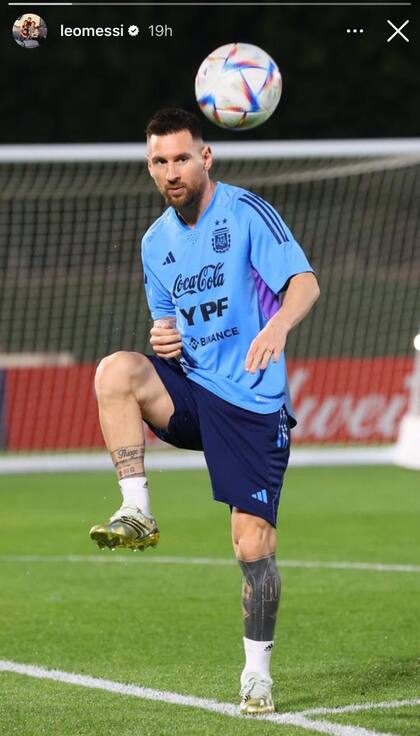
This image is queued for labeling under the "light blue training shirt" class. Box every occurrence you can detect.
[141,182,314,416]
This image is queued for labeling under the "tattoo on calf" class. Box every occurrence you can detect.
[239,554,281,641]
[111,445,145,480]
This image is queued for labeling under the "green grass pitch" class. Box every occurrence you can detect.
[0,465,419,735]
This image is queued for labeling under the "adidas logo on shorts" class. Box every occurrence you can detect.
[251,489,268,504]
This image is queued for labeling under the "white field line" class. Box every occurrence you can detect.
[303,699,420,716]
[0,659,408,736]
[0,446,395,475]
[0,555,419,574]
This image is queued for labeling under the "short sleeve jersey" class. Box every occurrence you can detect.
[141,182,314,417]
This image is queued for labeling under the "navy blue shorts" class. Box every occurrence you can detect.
[145,356,291,527]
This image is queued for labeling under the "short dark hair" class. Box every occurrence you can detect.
[146,108,203,140]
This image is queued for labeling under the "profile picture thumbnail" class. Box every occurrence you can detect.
[12,14,47,49]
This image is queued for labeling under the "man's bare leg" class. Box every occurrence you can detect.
[232,509,279,714]
[90,351,174,550]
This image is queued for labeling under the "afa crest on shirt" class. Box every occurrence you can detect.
[212,220,231,253]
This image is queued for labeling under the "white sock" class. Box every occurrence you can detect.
[242,637,274,681]
[119,477,152,517]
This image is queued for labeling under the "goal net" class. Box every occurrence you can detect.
[0,141,419,465]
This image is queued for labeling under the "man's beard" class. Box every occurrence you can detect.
[163,181,203,210]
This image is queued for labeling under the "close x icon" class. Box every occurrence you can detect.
[386,19,410,43]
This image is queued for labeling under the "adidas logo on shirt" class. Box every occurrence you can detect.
[162,251,176,265]
[251,489,268,504]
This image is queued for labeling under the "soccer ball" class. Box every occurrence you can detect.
[195,42,282,131]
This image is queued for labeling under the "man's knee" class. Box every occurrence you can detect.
[95,351,150,400]
[232,510,276,561]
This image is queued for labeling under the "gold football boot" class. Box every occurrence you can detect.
[240,672,275,715]
[89,505,159,551]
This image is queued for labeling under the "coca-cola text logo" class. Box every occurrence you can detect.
[172,263,225,299]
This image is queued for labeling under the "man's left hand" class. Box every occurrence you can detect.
[245,321,287,374]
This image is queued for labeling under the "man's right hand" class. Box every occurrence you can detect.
[150,318,182,359]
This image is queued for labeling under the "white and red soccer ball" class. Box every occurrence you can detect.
[195,42,282,131]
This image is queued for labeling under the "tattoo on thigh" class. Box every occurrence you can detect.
[111,445,145,480]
